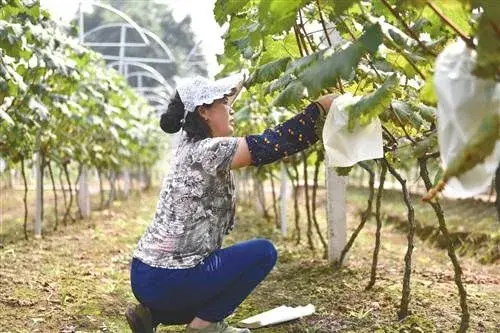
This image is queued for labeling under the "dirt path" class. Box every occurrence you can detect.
[1,188,498,332]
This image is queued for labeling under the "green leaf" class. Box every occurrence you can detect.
[385,50,417,77]
[28,97,49,120]
[0,108,14,126]
[285,51,320,75]
[433,166,443,186]
[420,76,437,106]
[410,18,431,32]
[388,28,415,50]
[273,80,308,107]
[473,6,500,78]
[246,57,291,88]
[266,73,295,94]
[346,74,399,132]
[234,104,251,122]
[7,80,18,96]
[258,33,300,65]
[299,23,383,98]
[258,0,313,35]
[388,100,425,129]
[332,0,358,15]
[25,3,40,21]
[437,0,472,35]
[214,0,251,25]
[411,131,438,158]
[417,104,436,123]
[216,47,245,78]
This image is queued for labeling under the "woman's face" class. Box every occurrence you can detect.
[199,96,235,137]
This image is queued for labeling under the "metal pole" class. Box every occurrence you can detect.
[137,74,143,89]
[119,25,126,74]
[78,2,84,44]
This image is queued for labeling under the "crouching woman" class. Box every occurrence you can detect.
[126,74,335,333]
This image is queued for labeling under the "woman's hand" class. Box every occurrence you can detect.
[317,94,336,115]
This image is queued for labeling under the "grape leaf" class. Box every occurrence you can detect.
[214,0,251,25]
[299,23,383,98]
[273,80,308,107]
[258,0,314,35]
[245,57,291,88]
[346,74,399,132]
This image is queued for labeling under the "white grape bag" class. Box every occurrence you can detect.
[434,40,500,198]
[237,304,315,329]
[322,93,384,167]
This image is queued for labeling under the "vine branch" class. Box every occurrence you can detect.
[418,157,469,332]
[426,0,475,49]
[366,159,387,290]
[380,0,437,56]
[316,0,332,46]
[385,159,416,320]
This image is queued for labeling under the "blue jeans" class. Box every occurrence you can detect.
[130,238,278,326]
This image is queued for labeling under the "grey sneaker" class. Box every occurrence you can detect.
[185,321,250,333]
[125,303,155,333]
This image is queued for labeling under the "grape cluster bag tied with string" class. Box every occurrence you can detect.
[434,40,500,198]
[322,93,384,167]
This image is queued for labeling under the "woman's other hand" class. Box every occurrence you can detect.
[317,94,336,115]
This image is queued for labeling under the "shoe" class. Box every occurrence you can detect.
[185,321,250,333]
[125,303,155,333]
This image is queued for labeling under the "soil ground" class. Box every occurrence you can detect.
[0,187,499,332]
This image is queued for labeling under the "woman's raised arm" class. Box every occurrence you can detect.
[230,137,252,169]
[230,94,336,170]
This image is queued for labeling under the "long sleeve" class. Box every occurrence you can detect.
[245,102,326,166]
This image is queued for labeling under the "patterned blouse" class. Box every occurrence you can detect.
[133,102,324,269]
[133,132,239,269]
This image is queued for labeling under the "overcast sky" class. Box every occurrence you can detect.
[40,0,225,78]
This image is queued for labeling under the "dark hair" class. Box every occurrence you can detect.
[160,92,212,142]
